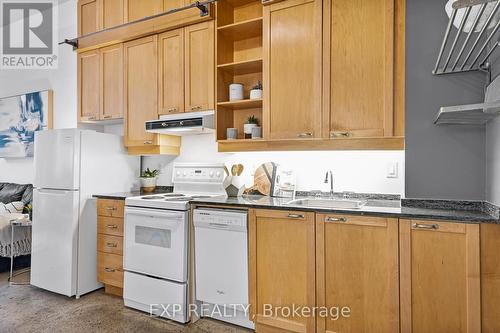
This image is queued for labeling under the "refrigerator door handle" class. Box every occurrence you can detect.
[36,189,74,195]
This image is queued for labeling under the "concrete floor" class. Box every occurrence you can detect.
[0,270,252,333]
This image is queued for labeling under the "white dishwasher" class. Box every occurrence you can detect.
[193,208,254,329]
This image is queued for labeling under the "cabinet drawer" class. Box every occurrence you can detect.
[97,199,124,217]
[97,216,124,237]
[97,252,123,288]
[97,234,123,255]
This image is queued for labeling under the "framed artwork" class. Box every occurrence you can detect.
[0,90,53,158]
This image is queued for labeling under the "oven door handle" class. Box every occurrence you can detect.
[125,208,185,220]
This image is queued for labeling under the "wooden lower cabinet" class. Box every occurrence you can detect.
[249,210,485,333]
[479,223,500,333]
[249,209,316,333]
[399,219,481,333]
[316,213,399,333]
[96,198,125,296]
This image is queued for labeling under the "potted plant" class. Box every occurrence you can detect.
[244,115,259,139]
[250,81,263,100]
[140,168,159,193]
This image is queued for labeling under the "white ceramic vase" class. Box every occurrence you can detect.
[140,177,157,192]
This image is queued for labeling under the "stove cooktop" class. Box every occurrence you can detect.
[127,193,224,210]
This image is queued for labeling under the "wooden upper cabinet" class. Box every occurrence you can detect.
[78,50,100,122]
[100,44,124,120]
[249,209,316,333]
[78,0,99,36]
[158,29,185,115]
[316,214,399,333]
[100,0,125,29]
[400,219,481,333]
[263,0,322,140]
[124,35,158,147]
[184,21,215,112]
[125,0,164,22]
[325,0,396,138]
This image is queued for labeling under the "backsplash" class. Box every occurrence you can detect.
[142,134,405,196]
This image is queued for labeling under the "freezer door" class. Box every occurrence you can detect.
[31,188,79,297]
[34,129,80,190]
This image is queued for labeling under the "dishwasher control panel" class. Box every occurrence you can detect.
[193,209,248,230]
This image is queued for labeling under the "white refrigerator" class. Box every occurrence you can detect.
[31,129,139,298]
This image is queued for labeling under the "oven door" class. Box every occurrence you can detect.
[124,207,188,282]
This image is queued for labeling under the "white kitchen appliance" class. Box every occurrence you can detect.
[193,208,254,329]
[123,163,226,323]
[31,129,139,298]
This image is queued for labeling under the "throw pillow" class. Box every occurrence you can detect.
[0,201,25,214]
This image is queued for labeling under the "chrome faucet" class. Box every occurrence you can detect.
[324,170,334,197]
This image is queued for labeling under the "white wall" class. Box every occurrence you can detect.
[487,117,500,206]
[143,134,406,195]
[0,0,77,184]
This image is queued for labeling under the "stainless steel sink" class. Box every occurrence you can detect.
[286,198,367,209]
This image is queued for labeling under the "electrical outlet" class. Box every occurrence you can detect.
[386,162,399,179]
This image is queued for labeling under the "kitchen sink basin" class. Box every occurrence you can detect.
[286,198,367,209]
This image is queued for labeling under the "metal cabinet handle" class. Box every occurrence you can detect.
[331,131,351,138]
[143,141,153,145]
[103,115,112,119]
[104,267,116,273]
[106,224,118,229]
[191,106,202,111]
[106,206,116,211]
[287,213,305,219]
[413,223,439,230]
[325,217,347,223]
[167,108,178,113]
[87,116,96,120]
[106,242,117,247]
[297,132,313,138]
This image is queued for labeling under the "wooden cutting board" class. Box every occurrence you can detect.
[247,162,277,196]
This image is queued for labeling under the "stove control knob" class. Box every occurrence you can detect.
[183,171,187,176]
[176,171,181,176]
[216,171,221,178]
[209,171,214,177]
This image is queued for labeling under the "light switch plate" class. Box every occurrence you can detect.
[386,162,399,178]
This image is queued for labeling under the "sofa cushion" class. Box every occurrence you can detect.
[0,183,29,204]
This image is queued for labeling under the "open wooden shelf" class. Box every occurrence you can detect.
[217,99,263,109]
[217,17,263,41]
[217,137,406,152]
[217,58,263,75]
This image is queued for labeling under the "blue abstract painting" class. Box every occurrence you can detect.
[0,90,51,158]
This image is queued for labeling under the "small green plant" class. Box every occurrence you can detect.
[246,115,259,125]
[24,203,32,215]
[252,81,262,90]
[141,168,159,178]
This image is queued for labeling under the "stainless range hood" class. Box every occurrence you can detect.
[145,110,215,136]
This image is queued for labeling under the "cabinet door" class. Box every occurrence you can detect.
[326,0,394,138]
[316,214,399,333]
[163,0,189,12]
[184,21,215,112]
[125,0,163,22]
[100,0,125,29]
[263,0,322,139]
[78,0,99,36]
[158,29,185,115]
[124,36,158,147]
[400,219,481,333]
[100,44,124,120]
[78,50,100,122]
[249,209,316,333]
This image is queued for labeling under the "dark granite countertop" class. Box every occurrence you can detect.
[93,186,174,200]
[190,195,500,223]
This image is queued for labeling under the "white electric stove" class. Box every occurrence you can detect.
[123,163,226,323]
